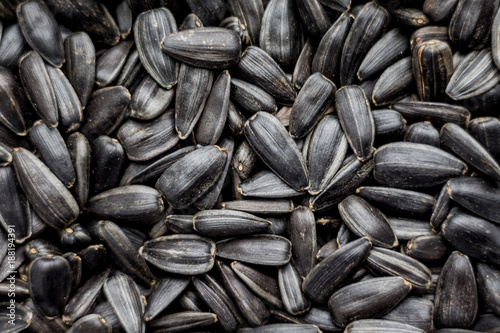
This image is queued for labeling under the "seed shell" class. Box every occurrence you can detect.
[372,57,414,106]
[79,86,131,142]
[0,66,29,136]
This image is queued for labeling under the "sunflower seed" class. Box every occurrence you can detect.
[195,70,230,145]
[140,234,216,275]
[310,156,374,212]
[46,65,82,133]
[231,78,277,114]
[220,16,251,49]
[0,24,28,68]
[356,186,436,217]
[227,0,263,45]
[404,122,440,148]
[186,0,227,26]
[339,195,398,248]
[63,268,110,324]
[303,237,371,303]
[358,28,409,81]
[244,112,308,190]
[162,27,241,69]
[393,8,429,28]
[217,260,269,327]
[79,86,131,142]
[231,261,283,308]
[372,57,414,106]
[288,206,316,278]
[64,32,95,107]
[166,215,195,234]
[45,0,120,45]
[413,40,453,102]
[156,145,227,209]
[446,49,500,100]
[328,276,412,327]
[120,145,196,186]
[66,132,91,210]
[476,263,500,317]
[336,86,375,162]
[116,0,132,39]
[135,8,178,89]
[373,142,468,188]
[216,234,292,266]
[28,255,72,318]
[293,39,316,90]
[118,109,178,162]
[0,66,28,135]
[468,117,500,163]
[446,176,500,223]
[340,1,389,85]
[29,120,76,188]
[19,51,58,127]
[365,247,433,294]
[0,167,30,243]
[388,217,434,240]
[404,234,449,262]
[259,0,303,67]
[345,319,425,332]
[86,185,164,224]
[17,0,64,68]
[434,251,478,328]
[410,26,449,51]
[91,221,156,286]
[222,199,294,214]
[449,0,497,50]
[176,64,213,139]
[95,40,133,88]
[91,136,125,194]
[278,262,310,316]
[194,209,271,237]
[144,275,190,322]
[423,0,459,23]
[392,100,470,127]
[192,277,239,332]
[289,73,336,139]
[239,46,296,105]
[13,148,79,229]
[442,208,500,266]
[103,274,145,333]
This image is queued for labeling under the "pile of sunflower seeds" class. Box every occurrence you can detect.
[1,0,500,332]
